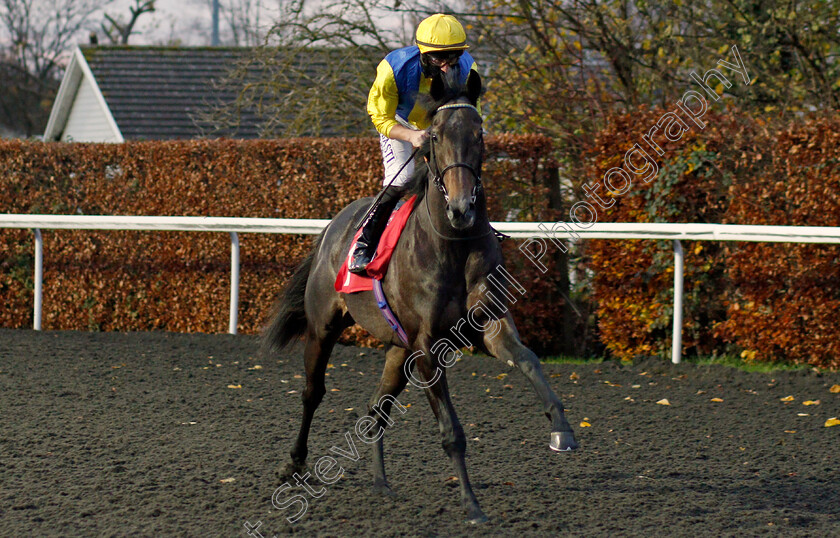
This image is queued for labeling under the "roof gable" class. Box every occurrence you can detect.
[44,47,123,142]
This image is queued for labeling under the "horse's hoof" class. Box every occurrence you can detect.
[550,431,579,452]
[465,510,489,525]
[372,481,397,497]
[277,460,307,481]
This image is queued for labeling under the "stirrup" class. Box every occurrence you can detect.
[348,232,378,274]
[348,249,373,274]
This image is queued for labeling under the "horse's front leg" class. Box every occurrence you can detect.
[413,338,488,524]
[483,314,578,452]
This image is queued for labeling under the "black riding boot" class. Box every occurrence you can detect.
[349,186,404,275]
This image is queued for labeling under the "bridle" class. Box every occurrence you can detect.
[426,102,483,205]
[424,101,493,241]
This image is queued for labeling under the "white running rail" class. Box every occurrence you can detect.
[2,215,839,363]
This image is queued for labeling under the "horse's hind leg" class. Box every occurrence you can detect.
[415,341,488,524]
[281,322,342,479]
[367,346,410,496]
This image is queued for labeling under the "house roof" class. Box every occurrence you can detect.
[44,45,376,141]
[83,46,261,140]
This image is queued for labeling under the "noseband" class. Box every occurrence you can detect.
[427,103,483,204]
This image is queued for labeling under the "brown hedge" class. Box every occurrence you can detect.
[0,136,566,352]
[584,107,840,368]
[720,117,840,368]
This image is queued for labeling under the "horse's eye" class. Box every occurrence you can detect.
[430,133,439,141]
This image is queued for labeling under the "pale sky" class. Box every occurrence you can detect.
[89,0,285,47]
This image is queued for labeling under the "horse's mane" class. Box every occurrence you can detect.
[403,76,476,201]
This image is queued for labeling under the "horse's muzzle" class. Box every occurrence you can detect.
[446,200,476,230]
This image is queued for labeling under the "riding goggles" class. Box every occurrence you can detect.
[426,50,463,67]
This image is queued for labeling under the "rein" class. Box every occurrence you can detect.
[423,102,492,242]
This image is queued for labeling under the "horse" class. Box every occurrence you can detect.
[264,70,578,524]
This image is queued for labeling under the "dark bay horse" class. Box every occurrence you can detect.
[264,71,577,524]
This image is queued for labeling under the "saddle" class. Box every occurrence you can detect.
[334,196,418,346]
[334,195,417,293]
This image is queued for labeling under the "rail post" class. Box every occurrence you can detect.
[34,229,43,331]
[671,239,684,364]
[229,232,240,334]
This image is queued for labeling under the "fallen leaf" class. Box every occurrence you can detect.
[829,384,840,393]
[220,477,236,484]
[710,398,724,402]
[784,430,796,434]
[227,384,242,389]
[780,396,795,402]
[802,400,820,406]
[797,413,809,417]
[656,399,671,406]
[825,417,840,428]
[503,481,514,486]
[569,372,579,380]
[330,388,340,392]
[247,365,263,370]
[345,407,354,411]
[580,421,592,427]
[496,373,508,380]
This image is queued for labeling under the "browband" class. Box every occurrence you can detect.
[436,103,480,113]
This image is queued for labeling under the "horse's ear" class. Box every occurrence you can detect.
[430,73,446,102]
[466,70,482,106]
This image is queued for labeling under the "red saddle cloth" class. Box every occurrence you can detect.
[334,195,417,293]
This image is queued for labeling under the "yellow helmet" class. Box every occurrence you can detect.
[415,14,469,54]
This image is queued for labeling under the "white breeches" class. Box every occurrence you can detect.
[379,134,415,188]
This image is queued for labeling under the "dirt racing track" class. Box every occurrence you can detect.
[1,329,838,537]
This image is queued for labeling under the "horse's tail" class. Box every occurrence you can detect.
[262,233,323,353]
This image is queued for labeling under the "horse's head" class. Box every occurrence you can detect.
[426,70,484,231]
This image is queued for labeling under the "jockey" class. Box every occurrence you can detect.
[348,13,479,274]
